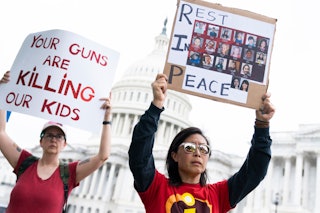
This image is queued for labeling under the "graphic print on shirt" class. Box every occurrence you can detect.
[165,192,212,212]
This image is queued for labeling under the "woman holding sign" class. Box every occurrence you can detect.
[128,73,275,212]
[0,71,112,213]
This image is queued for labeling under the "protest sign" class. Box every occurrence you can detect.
[0,29,119,133]
[164,0,277,109]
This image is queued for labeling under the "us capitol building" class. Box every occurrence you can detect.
[1,21,320,213]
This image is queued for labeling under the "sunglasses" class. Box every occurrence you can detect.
[179,142,210,155]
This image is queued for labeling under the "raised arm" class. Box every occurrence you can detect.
[151,73,167,109]
[0,71,22,168]
[228,92,275,207]
[128,73,167,192]
[75,93,112,183]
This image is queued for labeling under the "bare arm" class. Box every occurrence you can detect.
[0,71,22,168]
[75,93,112,183]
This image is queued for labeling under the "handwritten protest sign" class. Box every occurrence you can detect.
[164,0,277,109]
[0,29,119,133]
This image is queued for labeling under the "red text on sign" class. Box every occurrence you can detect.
[16,67,95,102]
[42,55,70,70]
[69,43,108,67]
[30,34,60,49]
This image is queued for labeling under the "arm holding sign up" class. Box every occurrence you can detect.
[0,70,113,212]
[227,92,275,207]
[128,73,275,212]
[0,71,22,168]
[75,93,112,183]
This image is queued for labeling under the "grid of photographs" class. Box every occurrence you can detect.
[187,20,270,92]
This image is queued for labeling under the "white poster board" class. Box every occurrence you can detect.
[0,29,119,133]
[164,0,277,109]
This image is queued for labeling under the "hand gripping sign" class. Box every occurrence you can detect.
[0,29,119,133]
[164,0,277,109]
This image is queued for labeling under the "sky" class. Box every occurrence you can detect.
[0,0,319,156]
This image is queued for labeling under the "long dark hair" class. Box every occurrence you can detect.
[165,127,211,187]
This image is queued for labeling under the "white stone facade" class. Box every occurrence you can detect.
[1,22,319,213]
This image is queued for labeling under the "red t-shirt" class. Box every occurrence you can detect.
[6,150,79,213]
[139,171,232,213]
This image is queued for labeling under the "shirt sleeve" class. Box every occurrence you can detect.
[128,103,164,192]
[227,127,272,207]
[13,149,32,174]
[68,161,80,193]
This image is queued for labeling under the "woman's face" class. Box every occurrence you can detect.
[243,65,250,74]
[194,38,201,47]
[233,47,240,55]
[207,41,214,48]
[229,61,235,68]
[234,79,239,86]
[222,44,228,53]
[40,127,66,154]
[260,40,266,47]
[242,82,248,90]
[171,133,209,183]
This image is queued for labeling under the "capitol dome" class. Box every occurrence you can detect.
[111,19,192,148]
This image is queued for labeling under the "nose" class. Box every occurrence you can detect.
[193,147,201,156]
[50,135,61,141]
[50,136,57,141]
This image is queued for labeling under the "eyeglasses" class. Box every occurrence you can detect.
[179,142,210,155]
[43,133,65,141]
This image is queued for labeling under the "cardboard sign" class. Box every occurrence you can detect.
[164,0,277,109]
[0,29,119,133]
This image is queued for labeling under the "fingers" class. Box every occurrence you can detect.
[99,97,111,110]
[153,74,168,93]
[256,92,275,121]
[259,92,271,111]
[261,92,271,102]
[0,71,10,84]
[155,73,168,82]
[151,74,168,108]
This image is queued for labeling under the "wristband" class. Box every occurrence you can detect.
[255,119,269,128]
[102,121,112,125]
[255,118,269,123]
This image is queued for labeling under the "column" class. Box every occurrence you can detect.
[265,160,274,209]
[114,113,121,136]
[121,113,129,137]
[302,157,310,207]
[157,120,165,144]
[169,123,175,143]
[88,169,99,198]
[315,153,320,212]
[103,164,116,201]
[95,163,108,199]
[117,113,124,135]
[164,122,170,143]
[132,114,139,130]
[112,166,126,201]
[283,156,291,204]
[79,175,91,198]
[293,152,303,205]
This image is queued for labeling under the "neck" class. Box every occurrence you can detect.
[39,156,59,166]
